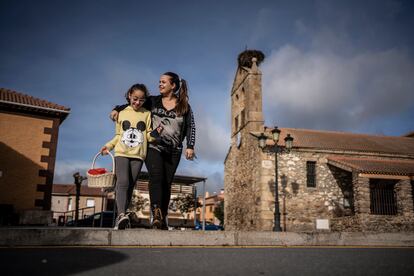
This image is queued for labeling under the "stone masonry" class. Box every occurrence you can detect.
[224,51,265,231]
[224,50,414,232]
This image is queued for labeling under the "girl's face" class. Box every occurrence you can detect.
[128,89,146,111]
[159,75,175,95]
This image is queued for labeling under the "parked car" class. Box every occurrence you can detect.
[66,211,115,227]
[194,220,224,231]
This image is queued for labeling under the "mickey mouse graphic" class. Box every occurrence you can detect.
[120,120,146,148]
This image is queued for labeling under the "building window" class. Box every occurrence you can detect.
[234,115,239,132]
[68,198,72,211]
[306,161,316,187]
[241,109,245,127]
[86,199,95,207]
[370,179,397,215]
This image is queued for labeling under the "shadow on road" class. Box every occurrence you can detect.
[0,247,128,275]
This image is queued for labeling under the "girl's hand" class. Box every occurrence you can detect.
[185,148,195,160]
[100,146,109,155]
[156,125,164,133]
[110,110,119,121]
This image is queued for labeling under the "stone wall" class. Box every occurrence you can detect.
[262,150,414,232]
[224,132,263,231]
[331,214,414,232]
[330,177,414,232]
[273,151,348,231]
[227,142,414,232]
[396,179,414,216]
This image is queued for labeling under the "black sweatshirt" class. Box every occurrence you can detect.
[114,95,195,152]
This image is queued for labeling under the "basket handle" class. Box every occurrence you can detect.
[90,151,115,173]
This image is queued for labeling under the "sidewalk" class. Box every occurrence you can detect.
[1,228,414,247]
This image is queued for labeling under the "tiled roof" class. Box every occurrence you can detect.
[327,156,414,176]
[263,127,414,156]
[0,88,70,113]
[52,184,105,197]
[404,131,414,138]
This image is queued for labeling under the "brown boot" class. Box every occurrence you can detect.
[151,206,163,229]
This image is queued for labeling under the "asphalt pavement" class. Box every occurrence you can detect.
[1,246,413,276]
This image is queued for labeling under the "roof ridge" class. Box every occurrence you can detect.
[328,155,414,163]
[277,127,408,139]
[0,87,70,111]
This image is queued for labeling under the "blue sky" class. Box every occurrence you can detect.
[1,0,414,193]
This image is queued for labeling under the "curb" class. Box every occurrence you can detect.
[1,228,414,247]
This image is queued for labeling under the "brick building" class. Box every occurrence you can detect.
[51,184,110,225]
[0,88,70,224]
[224,50,414,232]
[201,190,224,225]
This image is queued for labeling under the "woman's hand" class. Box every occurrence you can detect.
[185,148,195,160]
[100,146,109,155]
[110,110,119,121]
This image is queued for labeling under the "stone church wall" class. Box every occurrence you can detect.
[272,151,348,231]
[224,132,263,231]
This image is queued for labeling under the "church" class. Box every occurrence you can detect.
[224,50,414,232]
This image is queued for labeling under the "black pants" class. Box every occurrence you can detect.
[145,147,181,219]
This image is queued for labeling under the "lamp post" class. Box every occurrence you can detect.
[258,127,293,232]
[73,172,87,227]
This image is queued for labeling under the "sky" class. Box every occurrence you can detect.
[1,0,414,193]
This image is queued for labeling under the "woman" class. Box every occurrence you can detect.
[111,72,196,229]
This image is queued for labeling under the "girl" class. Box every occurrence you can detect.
[101,83,155,230]
[111,72,196,229]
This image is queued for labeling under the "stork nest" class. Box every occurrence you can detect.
[238,50,265,68]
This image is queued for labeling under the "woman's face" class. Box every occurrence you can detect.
[159,75,175,95]
[128,89,146,111]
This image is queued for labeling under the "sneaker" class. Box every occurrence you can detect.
[151,207,163,229]
[114,213,130,230]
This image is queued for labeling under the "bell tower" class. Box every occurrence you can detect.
[230,50,265,147]
[224,50,266,231]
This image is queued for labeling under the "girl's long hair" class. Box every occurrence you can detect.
[163,72,189,116]
[124,83,149,104]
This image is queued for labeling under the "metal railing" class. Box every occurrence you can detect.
[53,206,96,226]
[370,181,397,215]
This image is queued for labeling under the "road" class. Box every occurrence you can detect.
[1,246,413,276]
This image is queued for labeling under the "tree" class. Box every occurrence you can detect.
[170,194,201,219]
[129,190,149,213]
[214,200,224,226]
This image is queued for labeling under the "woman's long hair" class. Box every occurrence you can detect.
[163,72,189,116]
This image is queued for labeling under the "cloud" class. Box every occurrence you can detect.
[261,45,414,132]
[194,112,230,163]
[177,159,224,194]
[195,171,223,195]
[54,159,92,184]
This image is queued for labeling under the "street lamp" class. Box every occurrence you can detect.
[73,172,87,226]
[258,126,293,232]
